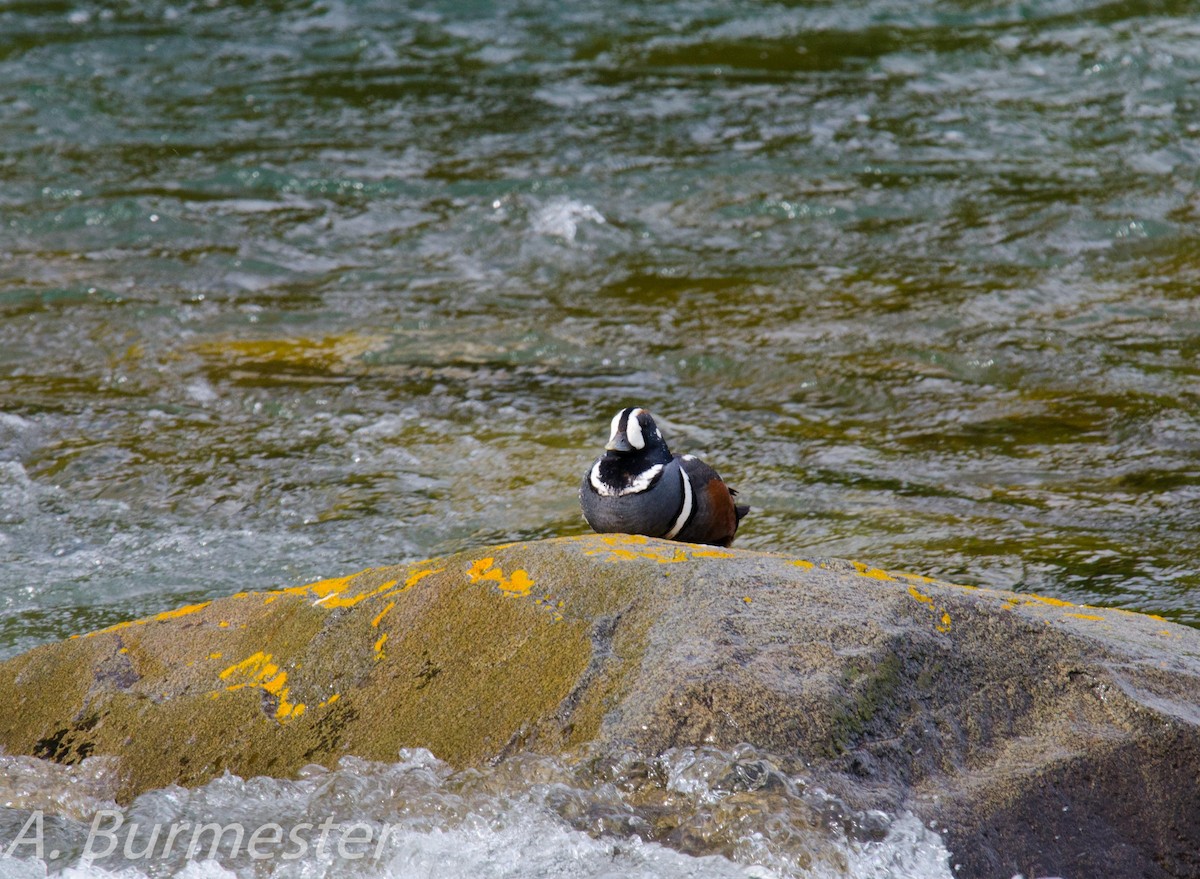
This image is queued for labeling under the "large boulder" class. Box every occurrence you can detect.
[0,534,1197,878]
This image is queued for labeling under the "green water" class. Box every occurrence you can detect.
[2,0,1198,658]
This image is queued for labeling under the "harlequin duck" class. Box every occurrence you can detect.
[580,407,749,547]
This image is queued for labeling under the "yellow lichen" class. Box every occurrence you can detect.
[467,558,497,580]
[853,561,896,582]
[501,569,534,596]
[325,579,400,609]
[908,586,935,606]
[603,534,648,546]
[585,540,690,564]
[276,569,428,609]
[908,586,951,633]
[1022,593,1075,608]
[215,651,305,722]
[296,574,359,599]
[579,533,754,565]
[371,602,395,628]
[153,602,213,622]
[467,559,535,597]
[83,601,213,638]
[219,651,272,680]
[401,568,443,590]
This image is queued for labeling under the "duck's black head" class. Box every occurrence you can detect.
[583,407,673,500]
[603,407,672,463]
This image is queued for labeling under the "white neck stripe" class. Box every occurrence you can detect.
[590,461,663,497]
[662,466,694,539]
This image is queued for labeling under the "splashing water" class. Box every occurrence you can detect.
[0,746,952,879]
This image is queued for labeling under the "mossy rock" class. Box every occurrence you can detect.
[1,534,1198,878]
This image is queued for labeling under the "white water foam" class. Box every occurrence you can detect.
[529,198,606,242]
[0,747,952,879]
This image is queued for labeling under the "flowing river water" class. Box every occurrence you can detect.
[1,1,1198,876]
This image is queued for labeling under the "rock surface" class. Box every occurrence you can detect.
[0,534,1197,878]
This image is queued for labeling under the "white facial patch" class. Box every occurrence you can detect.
[626,408,646,449]
[608,410,624,445]
[662,467,694,539]
[590,461,663,497]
